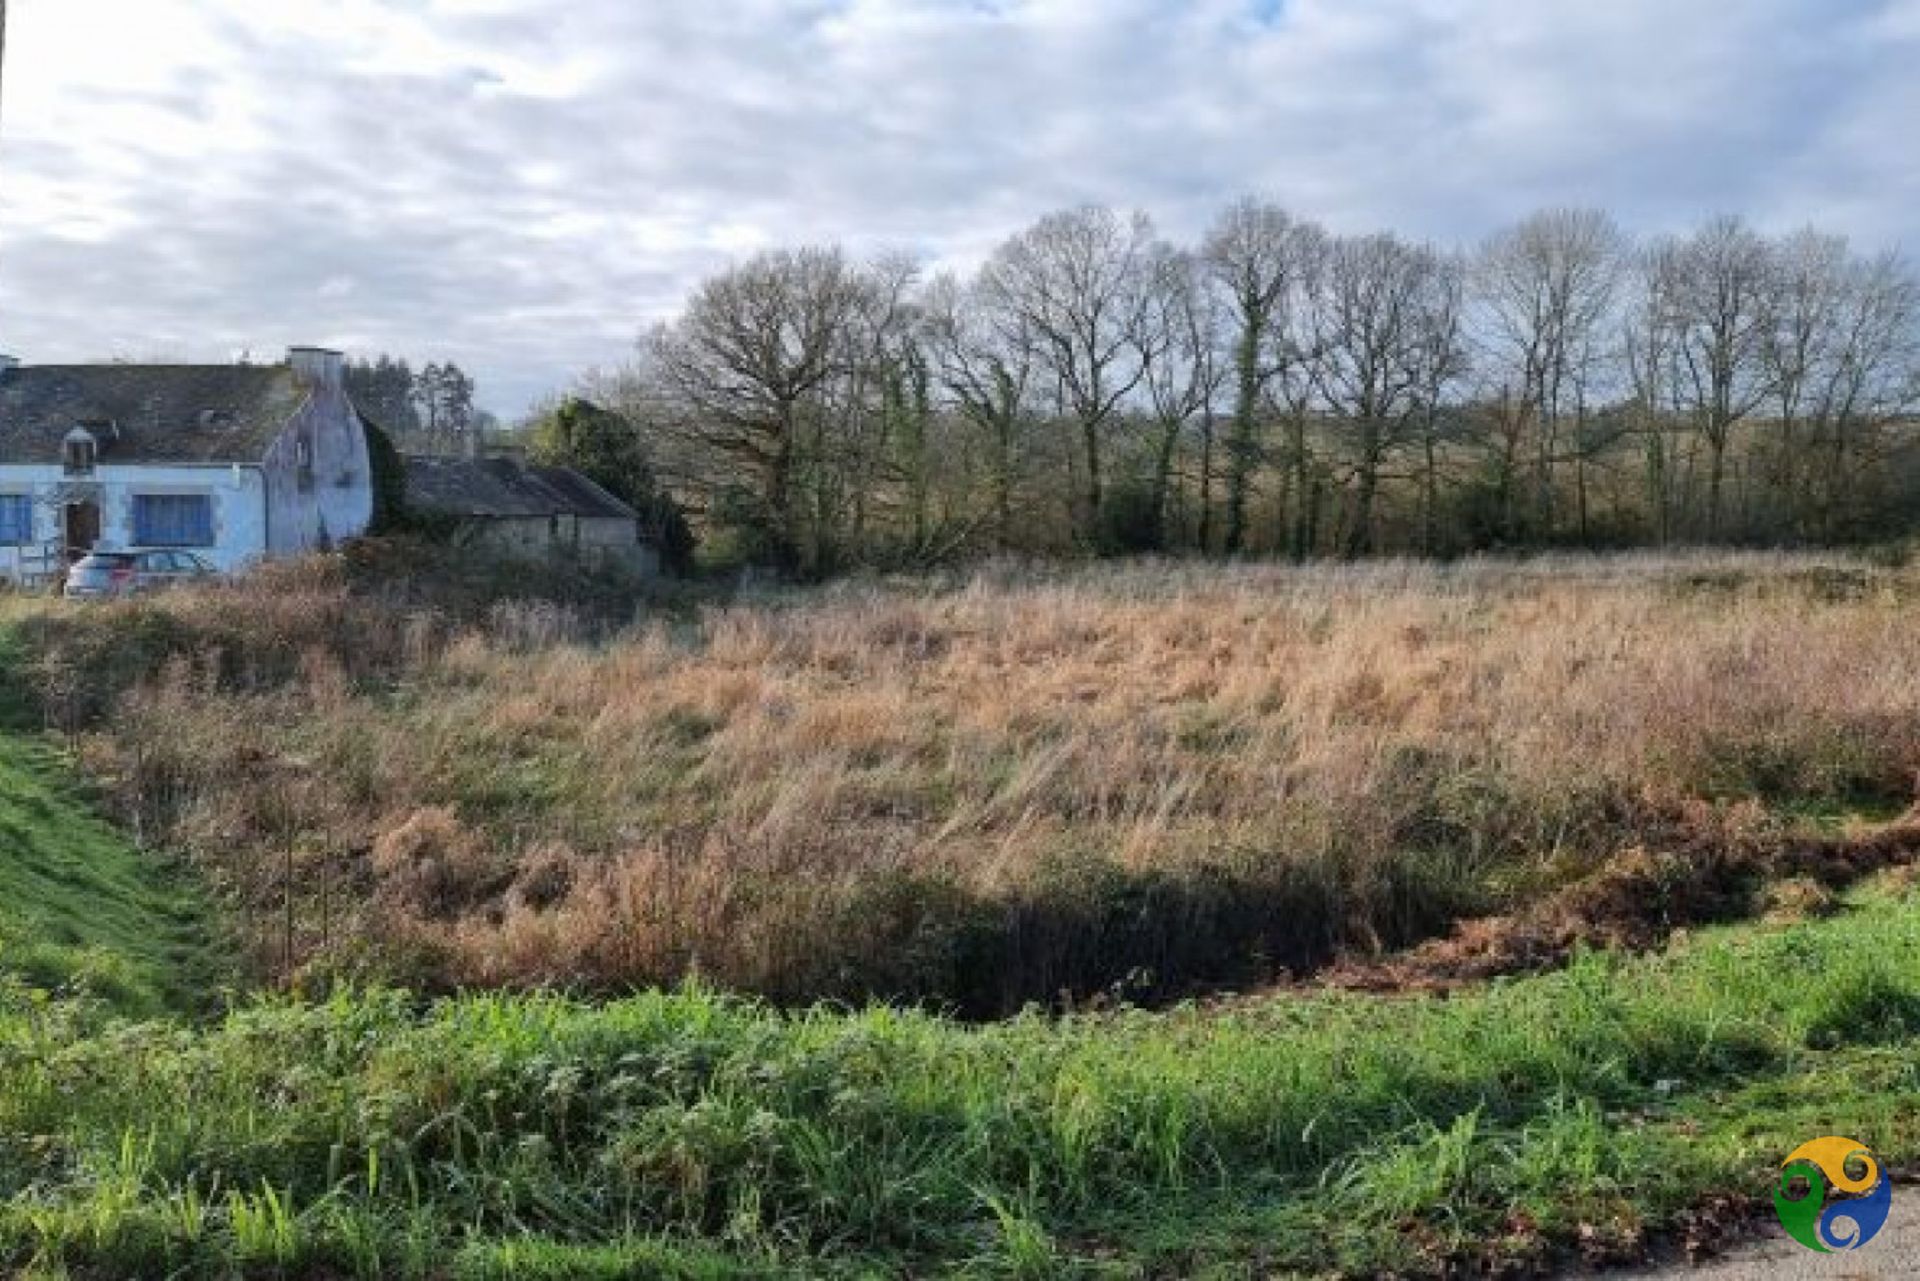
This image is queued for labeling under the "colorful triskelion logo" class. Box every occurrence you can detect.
[1774,1136,1892,1252]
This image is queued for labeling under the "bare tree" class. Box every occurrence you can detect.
[649,247,877,573]
[1621,252,1685,544]
[1802,247,1920,537]
[1203,200,1319,553]
[1312,234,1448,556]
[1758,229,1868,532]
[1261,227,1333,558]
[819,252,920,567]
[1474,209,1627,540]
[592,199,1920,566]
[1137,244,1227,548]
[1652,216,1777,537]
[923,273,1037,550]
[980,206,1156,543]
[1411,252,1470,554]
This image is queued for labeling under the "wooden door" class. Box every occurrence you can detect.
[63,501,100,559]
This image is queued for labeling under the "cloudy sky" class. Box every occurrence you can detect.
[1,0,1916,415]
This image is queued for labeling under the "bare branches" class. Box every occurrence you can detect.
[1203,199,1324,553]
[979,206,1158,534]
[646,247,887,571]
[595,205,1920,569]
[1474,209,1628,539]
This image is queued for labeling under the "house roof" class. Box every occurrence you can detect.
[0,363,309,465]
[403,455,639,522]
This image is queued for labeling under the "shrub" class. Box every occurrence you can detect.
[371,808,501,919]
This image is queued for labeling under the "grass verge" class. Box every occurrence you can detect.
[0,619,224,1016]
[3,874,1918,1277]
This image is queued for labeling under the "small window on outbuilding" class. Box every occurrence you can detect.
[63,429,97,476]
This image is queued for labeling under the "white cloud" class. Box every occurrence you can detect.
[0,0,1914,413]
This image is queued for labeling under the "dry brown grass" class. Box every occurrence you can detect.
[17,548,1920,1011]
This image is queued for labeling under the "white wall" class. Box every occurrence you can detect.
[0,463,267,580]
[262,364,375,555]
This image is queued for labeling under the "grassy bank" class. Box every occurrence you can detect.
[0,624,222,1016]
[4,873,1918,1277]
[11,548,1920,1010]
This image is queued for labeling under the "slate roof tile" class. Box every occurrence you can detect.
[403,455,639,521]
[0,363,308,465]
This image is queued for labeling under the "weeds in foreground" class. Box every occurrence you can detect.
[3,877,1919,1276]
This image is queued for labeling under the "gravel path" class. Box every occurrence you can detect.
[1607,1195,1919,1280]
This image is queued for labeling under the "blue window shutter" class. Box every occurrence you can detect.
[132,495,214,547]
[185,497,213,545]
[0,496,30,545]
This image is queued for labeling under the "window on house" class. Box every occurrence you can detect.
[132,494,215,547]
[0,495,32,545]
[63,434,97,476]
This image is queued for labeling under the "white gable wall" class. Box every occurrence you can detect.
[261,379,374,555]
[0,463,267,580]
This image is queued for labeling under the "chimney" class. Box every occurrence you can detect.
[287,346,344,392]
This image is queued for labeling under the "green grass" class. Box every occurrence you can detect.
[0,620,224,1015]
[3,876,1918,1277]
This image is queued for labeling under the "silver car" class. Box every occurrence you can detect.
[64,549,217,598]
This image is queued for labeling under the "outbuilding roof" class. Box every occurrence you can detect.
[0,363,309,465]
[403,455,639,522]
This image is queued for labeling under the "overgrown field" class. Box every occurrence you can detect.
[7,547,1920,1277]
[5,873,1920,1277]
[11,547,1920,1011]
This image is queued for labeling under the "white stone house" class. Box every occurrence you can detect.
[0,347,374,583]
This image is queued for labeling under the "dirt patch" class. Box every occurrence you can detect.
[1310,815,1920,995]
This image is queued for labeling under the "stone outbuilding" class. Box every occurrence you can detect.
[402,454,659,575]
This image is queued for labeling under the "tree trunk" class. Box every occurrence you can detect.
[1575,451,1590,545]
[1346,422,1381,558]
[1081,420,1103,541]
[1305,471,1324,557]
[1288,412,1311,561]
[767,403,801,574]
[993,415,1016,551]
[1421,427,1438,557]
[1196,410,1215,553]
[1706,432,1727,540]
[1224,321,1261,553]
[1150,419,1181,551]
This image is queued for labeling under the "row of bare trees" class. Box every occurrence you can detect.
[584,203,1920,574]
